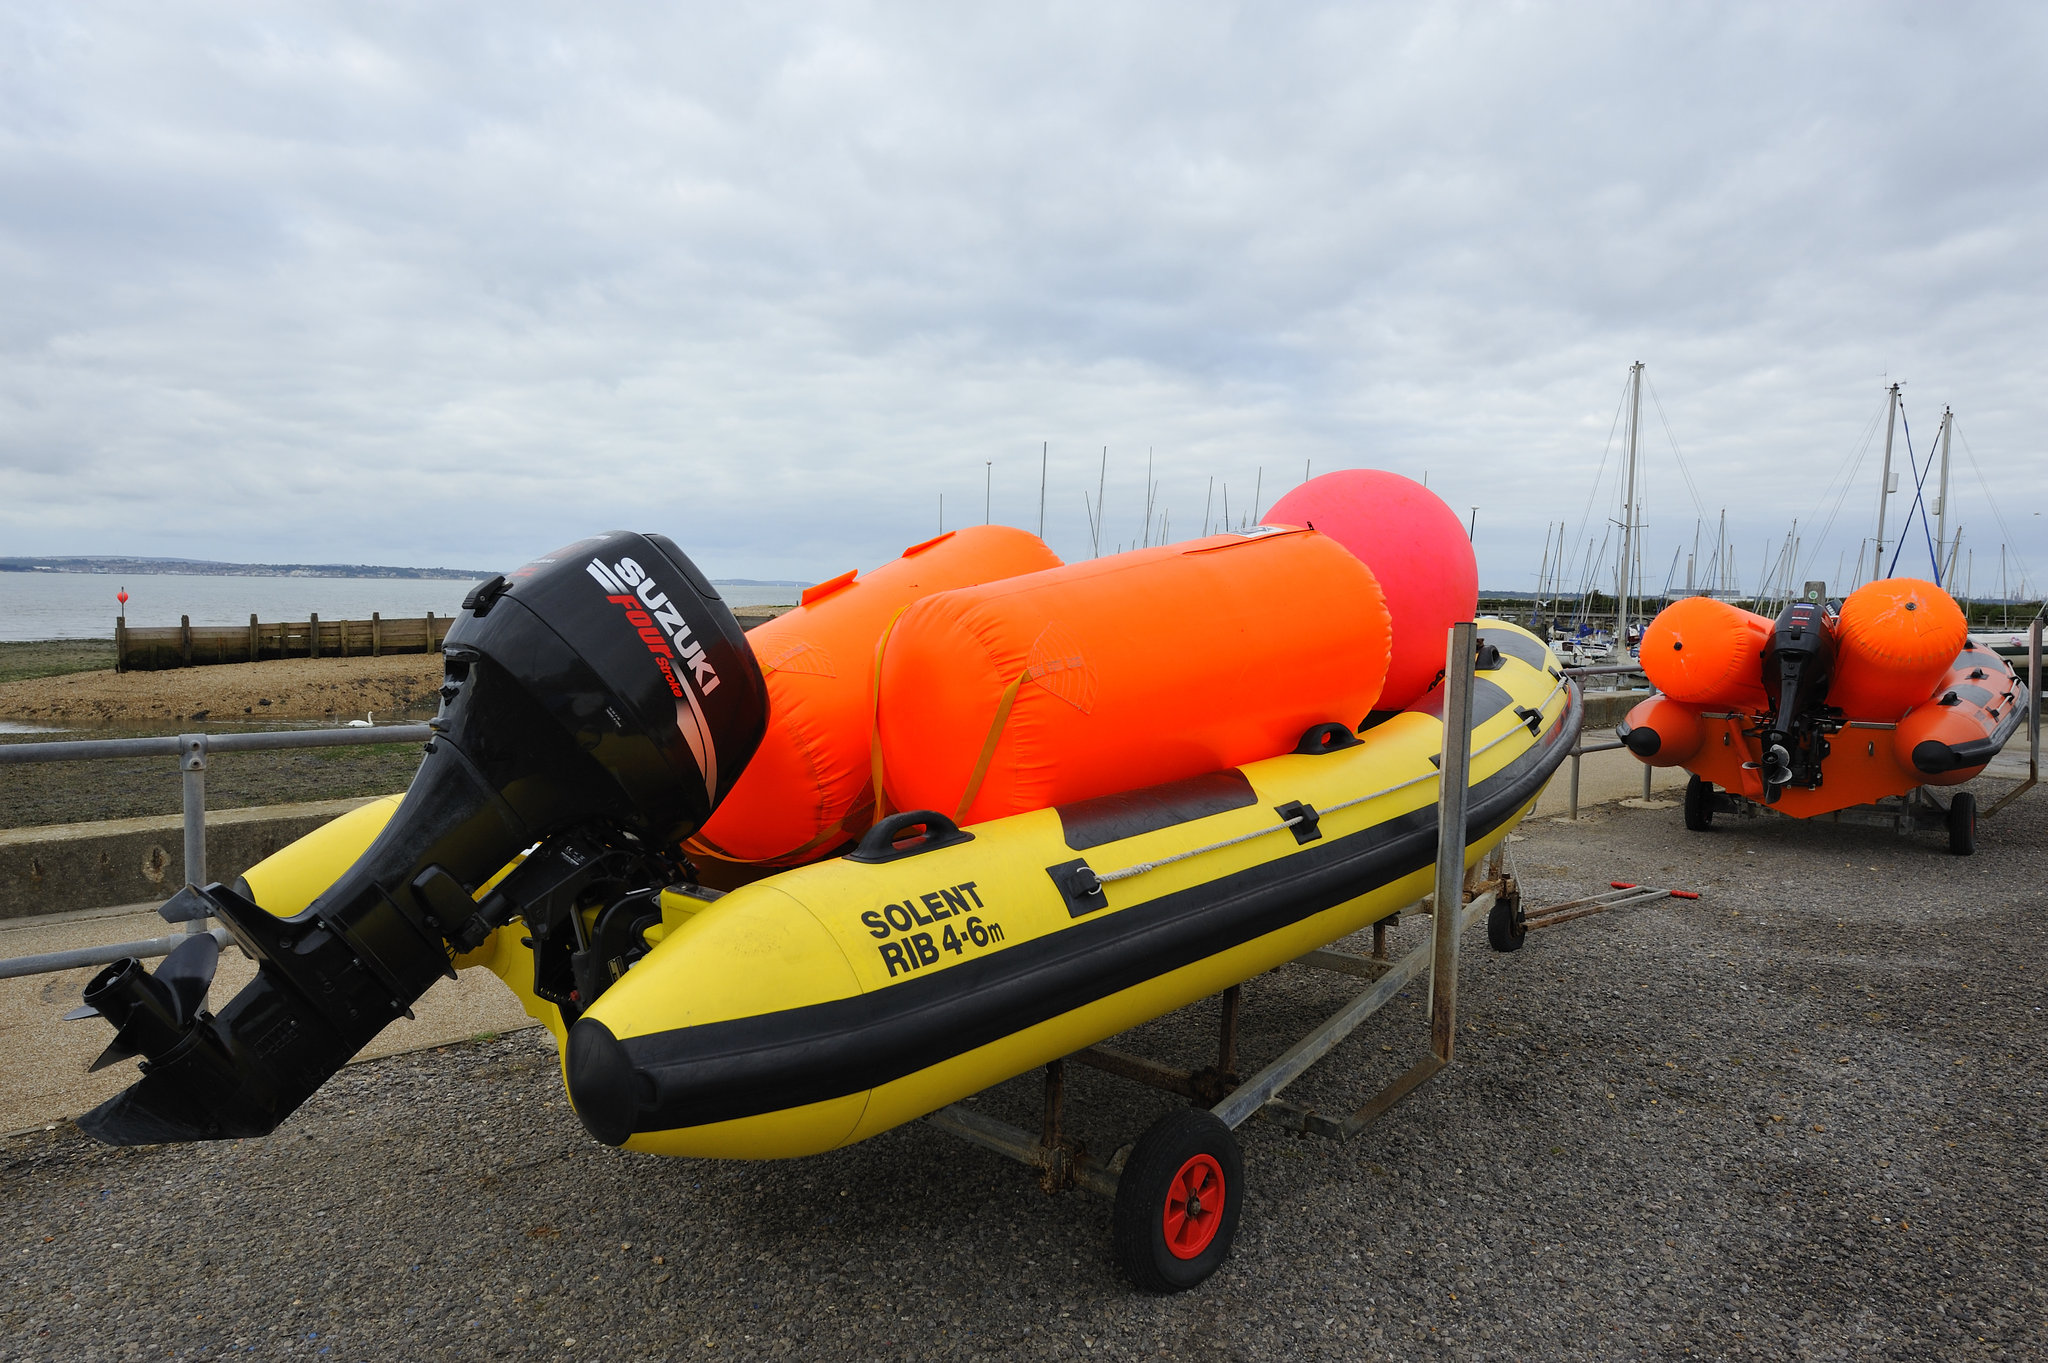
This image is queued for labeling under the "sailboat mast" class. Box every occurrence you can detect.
[1094,447,1108,557]
[1717,509,1727,596]
[1616,361,1643,657]
[1874,382,1900,574]
[1934,407,1953,584]
[1038,441,1048,539]
[1547,521,1567,629]
[1142,448,1155,548]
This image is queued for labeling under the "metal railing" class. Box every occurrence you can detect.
[0,724,431,981]
[1984,612,2044,818]
[1560,663,1647,819]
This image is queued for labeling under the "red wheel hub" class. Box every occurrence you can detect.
[1161,1152,1225,1259]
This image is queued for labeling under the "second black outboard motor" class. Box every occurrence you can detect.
[1757,591,1838,801]
[73,532,768,1145]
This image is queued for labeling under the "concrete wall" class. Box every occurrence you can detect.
[0,797,383,920]
[1580,689,1650,731]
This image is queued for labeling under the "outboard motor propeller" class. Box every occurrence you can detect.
[68,932,222,1074]
[1758,591,1839,803]
[74,532,767,1145]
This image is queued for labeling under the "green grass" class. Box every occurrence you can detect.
[0,638,116,684]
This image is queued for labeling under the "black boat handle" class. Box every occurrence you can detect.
[844,810,976,863]
[1294,721,1363,755]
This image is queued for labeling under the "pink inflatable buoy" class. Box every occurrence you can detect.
[1265,469,1478,712]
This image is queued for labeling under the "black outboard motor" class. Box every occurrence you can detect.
[1757,595,1838,801]
[74,532,768,1145]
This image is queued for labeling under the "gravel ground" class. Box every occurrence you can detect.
[3,780,2043,1361]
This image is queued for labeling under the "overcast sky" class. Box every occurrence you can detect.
[3,3,2044,596]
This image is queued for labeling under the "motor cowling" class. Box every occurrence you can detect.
[1757,598,1838,797]
[75,532,767,1145]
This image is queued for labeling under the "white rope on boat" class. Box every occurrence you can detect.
[1093,674,1571,887]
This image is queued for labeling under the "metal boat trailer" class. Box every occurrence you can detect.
[920,623,1526,1292]
[1685,779,1985,855]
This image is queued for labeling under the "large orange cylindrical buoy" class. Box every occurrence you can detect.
[1827,578,1967,721]
[1264,470,1477,712]
[1638,597,1774,709]
[878,527,1392,825]
[690,526,1063,865]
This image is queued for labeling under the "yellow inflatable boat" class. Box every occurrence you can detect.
[69,534,1573,1172]
[228,618,1576,1160]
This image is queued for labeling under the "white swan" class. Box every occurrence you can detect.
[345,711,374,728]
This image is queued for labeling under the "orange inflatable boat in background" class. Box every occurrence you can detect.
[689,526,1062,866]
[878,526,1392,824]
[1618,578,2030,853]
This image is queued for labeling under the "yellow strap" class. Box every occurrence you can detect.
[954,669,1028,823]
[867,604,914,829]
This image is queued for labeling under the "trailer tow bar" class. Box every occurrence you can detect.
[1489,880,1701,951]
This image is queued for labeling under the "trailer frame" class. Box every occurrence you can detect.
[919,621,1522,1289]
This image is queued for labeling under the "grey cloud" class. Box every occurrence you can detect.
[1,3,2043,593]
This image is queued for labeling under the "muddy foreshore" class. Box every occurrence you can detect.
[0,652,445,727]
[0,655,443,828]
[0,609,795,827]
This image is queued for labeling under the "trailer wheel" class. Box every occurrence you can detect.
[1487,890,1526,953]
[1111,1109,1242,1293]
[1684,776,1715,832]
[1947,792,1977,857]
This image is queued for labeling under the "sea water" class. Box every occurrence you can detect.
[0,572,804,642]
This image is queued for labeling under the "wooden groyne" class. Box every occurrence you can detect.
[108,603,795,672]
[114,613,451,672]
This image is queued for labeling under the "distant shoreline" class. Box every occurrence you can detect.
[0,558,490,580]
[0,558,811,587]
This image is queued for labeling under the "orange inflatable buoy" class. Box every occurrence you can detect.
[1264,471,1477,711]
[1827,578,1967,721]
[690,526,1063,865]
[877,527,1392,824]
[1638,597,1773,709]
